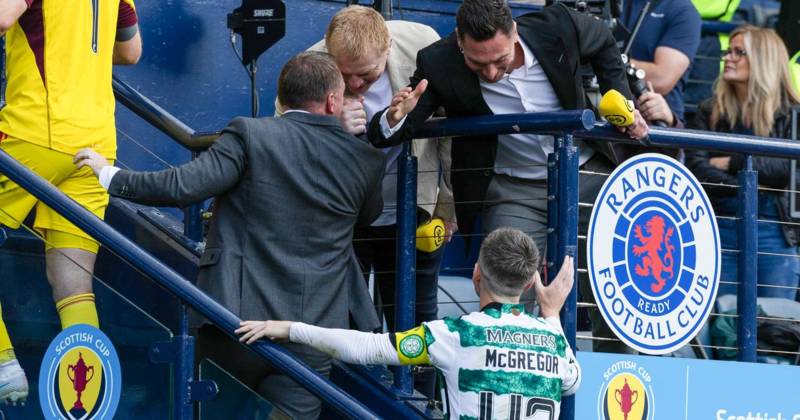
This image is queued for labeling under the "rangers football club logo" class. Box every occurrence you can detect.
[39,325,122,420]
[587,153,720,355]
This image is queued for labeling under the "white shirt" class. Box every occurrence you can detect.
[380,39,594,180]
[364,71,403,227]
[485,39,594,179]
[99,165,121,190]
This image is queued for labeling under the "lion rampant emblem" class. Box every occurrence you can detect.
[632,215,675,293]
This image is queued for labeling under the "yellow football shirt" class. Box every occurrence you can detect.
[0,0,137,159]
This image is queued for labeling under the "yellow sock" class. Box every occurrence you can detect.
[0,304,15,363]
[56,293,99,329]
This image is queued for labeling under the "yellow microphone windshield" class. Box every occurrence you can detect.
[599,89,635,127]
[416,218,446,253]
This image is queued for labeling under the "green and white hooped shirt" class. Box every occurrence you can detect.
[391,303,581,420]
[289,302,581,419]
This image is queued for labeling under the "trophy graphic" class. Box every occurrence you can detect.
[67,352,95,418]
[614,378,638,420]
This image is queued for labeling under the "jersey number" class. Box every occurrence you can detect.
[479,392,555,420]
[90,0,99,53]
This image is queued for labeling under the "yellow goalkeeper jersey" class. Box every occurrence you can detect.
[0,0,138,158]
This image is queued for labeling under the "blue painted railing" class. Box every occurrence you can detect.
[112,76,220,152]
[110,77,794,416]
[112,76,219,243]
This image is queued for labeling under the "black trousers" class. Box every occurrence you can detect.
[195,324,332,419]
[353,224,444,330]
[353,223,445,399]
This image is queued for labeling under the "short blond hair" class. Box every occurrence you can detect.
[325,6,390,60]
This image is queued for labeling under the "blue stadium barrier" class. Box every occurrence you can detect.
[112,75,799,415]
[112,76,219,242]
[701,20,739,35]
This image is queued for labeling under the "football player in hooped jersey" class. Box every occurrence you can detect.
[237,228,581,419]
[0,0,141,404]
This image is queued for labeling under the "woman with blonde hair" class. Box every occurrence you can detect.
[687,25,800,300]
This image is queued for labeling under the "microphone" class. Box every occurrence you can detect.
[599,89,635,127]
[416,218,446,253]
[599,89,652,146]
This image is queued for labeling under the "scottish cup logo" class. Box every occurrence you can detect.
[597,360,654,420]
[587,154,720,354]
[39,325,122,420]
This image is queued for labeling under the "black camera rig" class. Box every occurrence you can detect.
[547,0,666,125]
[545,0,622,27]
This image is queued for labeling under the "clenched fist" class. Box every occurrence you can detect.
[340,96,367,135]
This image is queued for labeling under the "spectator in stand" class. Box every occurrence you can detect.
[686,26,800,300]
[616,0,702,126]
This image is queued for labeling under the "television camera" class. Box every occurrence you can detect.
[547,0,666,125]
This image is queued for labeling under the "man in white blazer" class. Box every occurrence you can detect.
[276,6,453,398]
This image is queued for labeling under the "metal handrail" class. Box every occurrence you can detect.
[0,149,377,419]
[112,75,221,241]
[575,124,800,158]
[415,109,596,138]
[112,76,220,151]
[112,76,596,152]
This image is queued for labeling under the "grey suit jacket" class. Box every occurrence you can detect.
[109,112,385,331]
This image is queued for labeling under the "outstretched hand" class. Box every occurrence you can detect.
[73,148,111,177]
[235,320,293,344]
[386,79,428,128]
[533,256,574,319]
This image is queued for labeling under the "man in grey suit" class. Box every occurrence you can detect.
[74,52,386,418]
